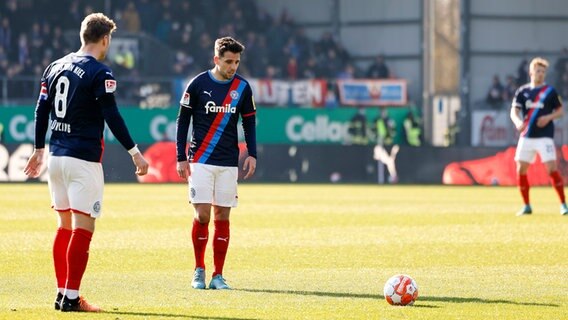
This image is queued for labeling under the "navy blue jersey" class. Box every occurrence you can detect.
[176,71,257,166]
[513,84,562,138]
[35,52,135,162]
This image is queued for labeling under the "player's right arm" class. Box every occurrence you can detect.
[176,84,194,180]
[24,71,52,178]
[510,87,526,132]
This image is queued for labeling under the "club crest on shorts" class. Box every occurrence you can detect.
[230,90,239,100]
[190,187,196,198]
[93,201,101,213]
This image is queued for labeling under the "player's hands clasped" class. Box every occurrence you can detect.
[132,153,149,176]
[242,156,256,180]
[23,149,45,178]
[177,160,190,180]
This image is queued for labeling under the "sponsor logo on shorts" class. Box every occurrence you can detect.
[93,201,101,213]
[190,188,196,198]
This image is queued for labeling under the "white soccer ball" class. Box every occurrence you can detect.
[383,274,419,306]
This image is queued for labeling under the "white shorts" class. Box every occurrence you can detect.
[189,163,238,207]
[47,156,104,218]
[514,137,556,163]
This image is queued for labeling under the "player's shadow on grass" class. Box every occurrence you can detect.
[236,288,559,307]
[102,311,259,320]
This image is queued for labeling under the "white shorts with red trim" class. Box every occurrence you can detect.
[514,137,556,164]
[48,156,104,218]
[188,163,238,207]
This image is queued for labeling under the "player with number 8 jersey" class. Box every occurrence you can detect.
[24,13,148,312]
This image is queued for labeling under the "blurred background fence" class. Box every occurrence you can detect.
[2,0,568,184]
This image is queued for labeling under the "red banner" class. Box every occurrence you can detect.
[248,79,327,107]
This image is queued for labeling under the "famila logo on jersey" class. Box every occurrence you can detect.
[525,101,544,109]
[205,101,236,114]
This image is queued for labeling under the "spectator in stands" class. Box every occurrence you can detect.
[348,107,369,145]
[560,71,568,98]
[0,46,8,76]
[285,56,298,79]
[555,47,568,89]
[403,110,422,146]
[0,17,13,53]
[173,50,193,76]
[51,26,67,59]
[113,43,135,75]
[155,11,173,44]
[137,0,160,34]
[324,82,339,109]
[374,108,396,146]
[193,33,214,71]
[485,74,505,108]
[517,58,529,86]
[366,54,390,79]
[301,56,321,79]
[66,0,84,30]
[16,33,29,66]
[28,22,44,64]
[247,34,270,77]
[503,74,517,101]
[266,18,291,69]
[337,63,357,80]
[121,1,141,33]
[321,48,343,78]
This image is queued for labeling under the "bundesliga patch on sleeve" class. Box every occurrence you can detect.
[181,92,190,106]
[105,79,117,93]
[39,81,48,100]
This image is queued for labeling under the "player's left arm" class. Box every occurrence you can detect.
[241,85,257,179]
[537,92,563,127]
[95,69,148,175]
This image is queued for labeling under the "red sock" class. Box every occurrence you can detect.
[65,228,92,290]
[518,174,530,205]
[53,227,72,289]
[192,219,209,269]
[550,171,566,203]
[212,220,230,277]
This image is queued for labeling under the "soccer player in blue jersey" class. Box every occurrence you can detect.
[176,36,257,290]
[23,13,149,312]
[510,57,568,216]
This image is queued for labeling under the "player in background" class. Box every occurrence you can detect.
[23,13,149,312]
[176,36,257,290]
[510,57,568,216]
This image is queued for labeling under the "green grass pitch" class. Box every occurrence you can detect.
[1,183,567,319]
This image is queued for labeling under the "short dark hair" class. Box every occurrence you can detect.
[80,13,116,45]
[214,37,245,57]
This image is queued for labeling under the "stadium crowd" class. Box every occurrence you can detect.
[484,52,568,110]
[0,0,392,83]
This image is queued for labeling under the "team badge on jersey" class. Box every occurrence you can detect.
[105,79,117,93]
[181,92,190,106]
[38,81,48,100]
[230,90,239,100]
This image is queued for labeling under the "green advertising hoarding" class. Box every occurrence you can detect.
[0,106,414,145]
